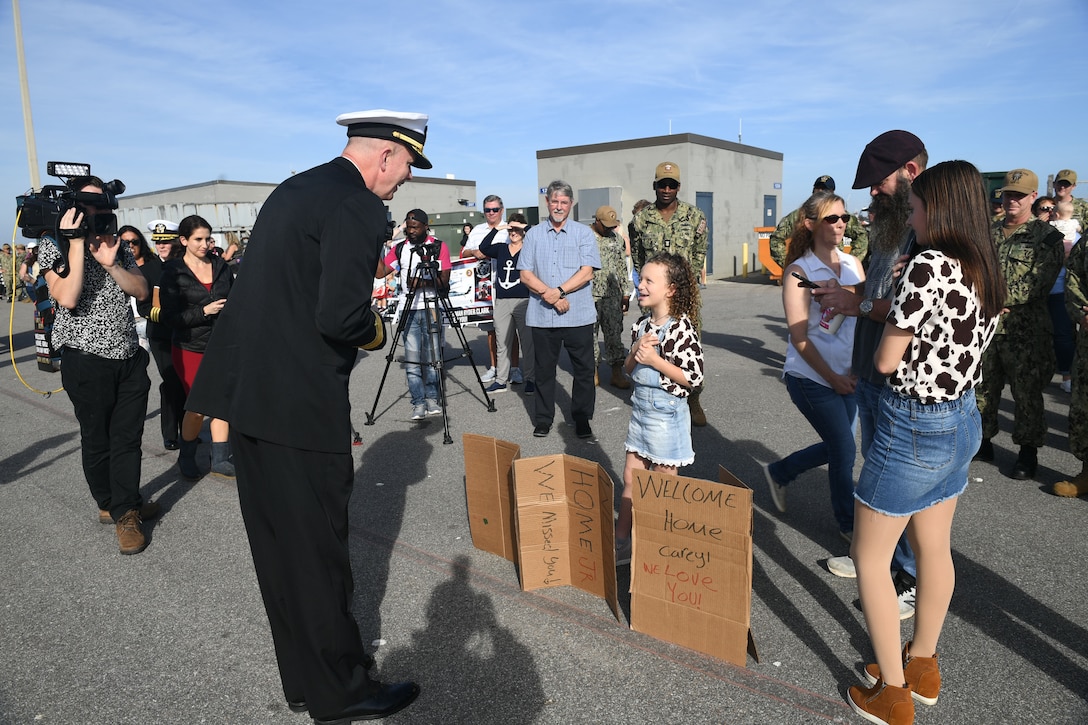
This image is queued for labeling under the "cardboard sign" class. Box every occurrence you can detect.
[462,434,521,562]
[629,466,758,667]
[462,435,620,622]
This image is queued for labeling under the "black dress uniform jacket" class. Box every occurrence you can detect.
[187,157,385,453]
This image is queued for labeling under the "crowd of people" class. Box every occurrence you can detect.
[15,108,1087,725]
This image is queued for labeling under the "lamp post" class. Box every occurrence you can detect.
[12,0,41,191]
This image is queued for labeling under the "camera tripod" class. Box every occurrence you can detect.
[364,246,496,444]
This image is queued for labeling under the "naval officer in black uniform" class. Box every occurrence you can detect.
[186,109,430,722]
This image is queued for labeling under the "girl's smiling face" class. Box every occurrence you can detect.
[637,261,674,311]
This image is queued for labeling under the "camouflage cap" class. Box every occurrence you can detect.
[594,206,621,228]
[655,162,681,183]
[998,169,1038,196]
[852,130,925,189]
[1055,169,1077,185]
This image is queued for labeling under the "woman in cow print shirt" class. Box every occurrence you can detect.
[846,161,1006,723]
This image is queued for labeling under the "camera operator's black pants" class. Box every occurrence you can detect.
[60,346,151,521]
[231,431,378,714]
[531,323,596,427]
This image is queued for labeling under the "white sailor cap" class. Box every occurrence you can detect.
[147,219,179,242]
[336,109,432,170]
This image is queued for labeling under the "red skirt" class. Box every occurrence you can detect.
[172,345,204,395]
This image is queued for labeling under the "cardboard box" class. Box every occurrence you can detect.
[462,434,520,561]
[629,466,758,667]
[462,435,620,621]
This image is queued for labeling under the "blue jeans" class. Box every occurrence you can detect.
[769,374,857,534]
[403,308,441,405]
[857,377,918,577]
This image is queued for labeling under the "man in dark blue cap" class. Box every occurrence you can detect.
[187,109,426,722]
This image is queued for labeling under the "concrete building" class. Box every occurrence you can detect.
[536,133,783,277]
[117,176,478,247]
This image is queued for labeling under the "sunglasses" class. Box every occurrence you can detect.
[818,214,852,224]
[483,207,502,213]
[1037,206,1055,213]
[656,180,680,190]
[123,238,141,245]
[508,227,525,235]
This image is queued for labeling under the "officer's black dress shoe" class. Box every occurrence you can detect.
[533,424,550,437]
[163,438,179,451]
[312,682,420,723]
[575,420,593,439]
[286,699,307,713]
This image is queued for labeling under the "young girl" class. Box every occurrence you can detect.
[614,252,704,564]
[847,161,1005,725]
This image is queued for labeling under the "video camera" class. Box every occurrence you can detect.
[15,162,126,277]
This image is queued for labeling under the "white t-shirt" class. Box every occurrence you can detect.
[783,251,863,387]
[465,223,508,253]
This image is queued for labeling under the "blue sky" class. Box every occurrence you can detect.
[3,0,1087,230]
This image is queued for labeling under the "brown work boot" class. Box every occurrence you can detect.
[688,391,707,427]
[1054,464,1088,498]
[115,509,147,555]
[99,500,161,525]
[610,364,630,390]
[848,679,914,725]
[865,641,941,705]
[594,368,600,387]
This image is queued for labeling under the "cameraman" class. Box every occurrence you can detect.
[36,176,156,555]
[378,209,450,420]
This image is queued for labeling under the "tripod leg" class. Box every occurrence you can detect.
[434,285,496,412]
[364,289,416,425]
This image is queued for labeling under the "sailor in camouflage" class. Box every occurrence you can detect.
[975,169,1065,480]
[1054,238,1088,496]
[769,175,868,267]
[590,206,632,388]
[1053,169,1088,231]
[630,161,709,425]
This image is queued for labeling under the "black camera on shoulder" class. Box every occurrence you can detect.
[15,162,126,277]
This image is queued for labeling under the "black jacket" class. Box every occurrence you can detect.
[159,255,233,352]
[185,156,385,453]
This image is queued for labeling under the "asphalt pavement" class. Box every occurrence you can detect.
[2,275,1086,724]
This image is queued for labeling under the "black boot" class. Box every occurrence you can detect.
[1010,445,1038,480]
[210,441,236,479]
[973,438,994,462]
[178,438,201,480]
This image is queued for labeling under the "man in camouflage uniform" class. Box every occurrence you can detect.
[769,175,869,267]
[631,161,709,425]
[1054,238,1088,496]
[975,168,1065,480]
[1053,169,1088,231]
[590,206,632,389]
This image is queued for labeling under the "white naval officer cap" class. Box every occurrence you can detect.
[336,109,432,170]
[147,219,179,242]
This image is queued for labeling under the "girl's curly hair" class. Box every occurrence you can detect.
[644,251,700,320]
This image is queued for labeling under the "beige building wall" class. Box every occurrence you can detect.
[536,134,782,277]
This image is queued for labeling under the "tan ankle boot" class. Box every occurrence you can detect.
[610,364,630,389]
[865,641,941,705]
[1054,464,1088,498]
[848,678,914,725]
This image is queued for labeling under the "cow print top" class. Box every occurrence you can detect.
[886,250,998,403]
[629,313,704,397]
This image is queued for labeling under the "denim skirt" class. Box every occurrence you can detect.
[855,387,979,516]
[625,364,694,467]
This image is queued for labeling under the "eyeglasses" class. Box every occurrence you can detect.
[1037,206,1055,213]
[816,214,852,224]
[483,207,502,214]
[656,180,680,190]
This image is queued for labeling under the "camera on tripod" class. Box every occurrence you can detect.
[15,162,126,277]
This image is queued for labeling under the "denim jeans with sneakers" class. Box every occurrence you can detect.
[403,308,441,405]
[769,373,857,535]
